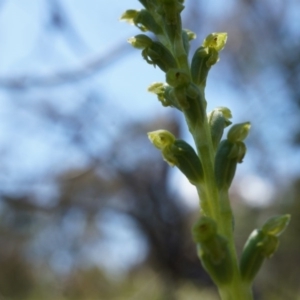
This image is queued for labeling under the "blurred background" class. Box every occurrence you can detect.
[0,0,300,299]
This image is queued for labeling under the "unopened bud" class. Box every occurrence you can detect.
[120,10,139,24]
[133,9,162,34]
[191,46,219,86]
[142,42,177,72]
[240,229,278,283]
[128,34,153,49]
[215,140,247,190]
[208,107,232,150]
[148,130,203,184]
[227,122,251,142]
[240,214,290,283]
[169,139,203,184]
[262,214,291,236]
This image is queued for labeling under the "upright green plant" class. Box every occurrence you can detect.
[121,1,290,299]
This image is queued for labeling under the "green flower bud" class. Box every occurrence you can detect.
[240,215,290,283]
[262,214,291,236]
[202,32,228,51]
[240,229,279,283]
[148,130,175,150]
[191,46,219,86]
[207,107,232,151]
[214,140,247,190]
[148,83,181,110]
[148,130,203,184]
[128,34,153,49]
[142,42,178,72]
[191,33,227,86]
[133,9,162,34]
[120,10,139,24]
[227,122,251,142]
[169,139,203,184]
[193,216,233,284]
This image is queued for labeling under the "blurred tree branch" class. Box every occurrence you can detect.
[0,42,131,90]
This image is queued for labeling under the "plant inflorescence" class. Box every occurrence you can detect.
[121,1,290,299]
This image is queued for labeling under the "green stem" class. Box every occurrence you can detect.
[188,103,254,300]
[218,280,253,300]
[191,114,220,222]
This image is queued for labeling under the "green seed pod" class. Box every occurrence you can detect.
[191,32,227,87]
[169,139,203,184]
[134,9,162,34]
[191,46,219,86]
[192,217,233,284]
[207,107,232,151]
[214,140,247,190]
[241,215,290,283]
[240,229,279,283]
[142,42,177,72]
[148,130,203,184]
[128,34,153,49]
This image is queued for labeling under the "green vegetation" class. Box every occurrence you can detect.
[121,1,290,299]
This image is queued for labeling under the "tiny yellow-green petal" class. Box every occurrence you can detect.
[120,10,139,24]
[147,130,176,150]
[203,32,228,51]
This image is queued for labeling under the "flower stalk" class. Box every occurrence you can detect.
[121,1,290,299]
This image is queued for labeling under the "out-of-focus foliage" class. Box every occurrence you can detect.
[0,0,300,299]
